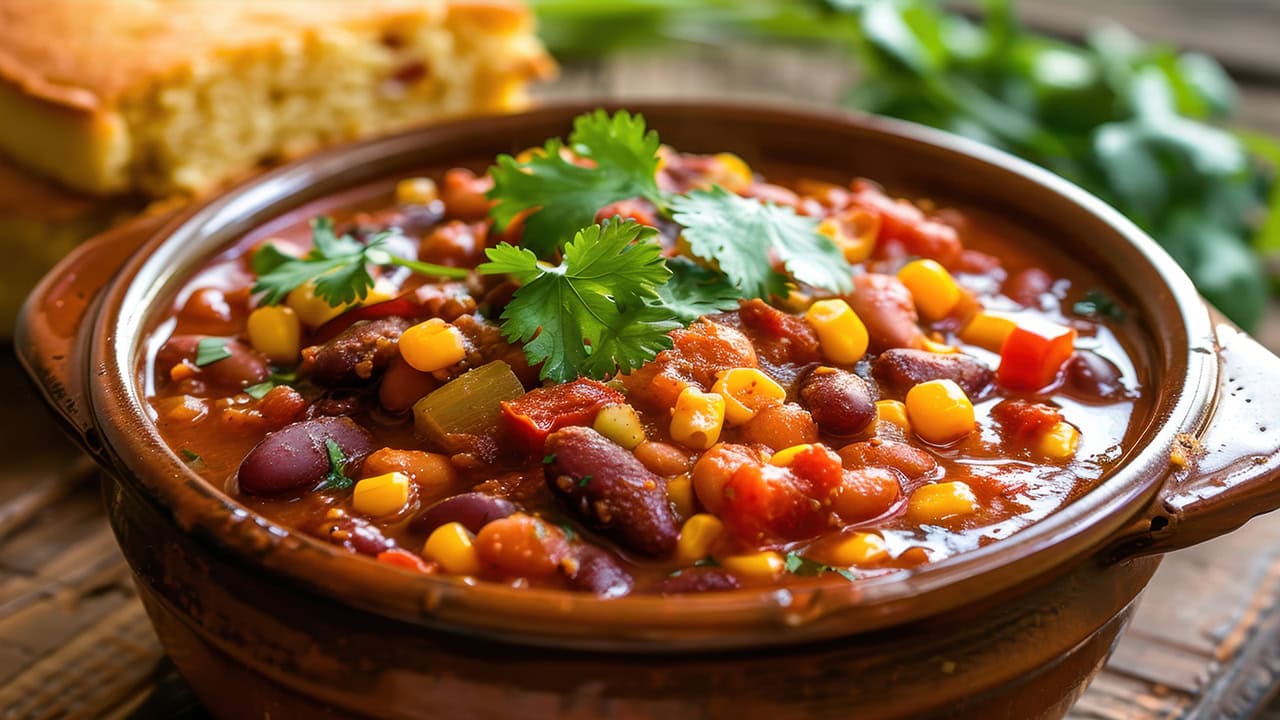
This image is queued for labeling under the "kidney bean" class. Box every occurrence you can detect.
[156,335,269,393]
[565,545,634,598]
[846,274,924,352]
[872,348,994,398]
[544,426,680,557]
[310,510,395,556]
[1004,268,1055,307]
[799,368,876,437]
[237,417,374,495]
[1065,351,1127,399]
[659,567,741,594]
[838,439,937,480]
[303,317,411,386]
[411,492,517,535]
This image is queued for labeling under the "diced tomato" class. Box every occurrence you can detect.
[376,549,438,573]
[500,379,624,448]
[849,181,963,267]
[991,399,1063,438]
[737,299,821,364]
[996,318,1076,392]
[720,445,850,543]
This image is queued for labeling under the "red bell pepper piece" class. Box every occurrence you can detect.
[500,379,624,449]
[849,181,963,267]
[997,318,1076,392]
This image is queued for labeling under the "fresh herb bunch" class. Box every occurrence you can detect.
[530,0,1280,330]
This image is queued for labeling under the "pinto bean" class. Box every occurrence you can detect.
[412,492,517,535]
[738,403,818,451]
[846,274,924,352]
[544,426,680,557]
[304,317,411,386]
[237,417,374,495]
[1065,351,1127,399]
[156,335,269,393]
[838,439,937,480]
[310,510,395,556]
[872,349,994,398]
[379,355,439,413]
[566,544,634,598]
[659,567,741,594]
[831,466,902,523]
[475,513,571,578]
[799,368,876,437]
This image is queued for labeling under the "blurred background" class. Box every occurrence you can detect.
[531,0,1280,351]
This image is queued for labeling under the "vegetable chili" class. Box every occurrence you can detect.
[143,110,1145,596]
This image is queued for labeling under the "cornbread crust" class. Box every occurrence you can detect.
[0,0,554,196]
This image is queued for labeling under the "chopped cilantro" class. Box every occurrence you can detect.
[179,448,204,468]
[316,439,353,491]
[487,109,663,257]
[578,475,593,488]
[693,556,720,567]
[557,522,577,542]
[479,219,680,382]
[244,381,275,400]
[194,338,232,367]
[671,186,854,298]
[542,453,557,465]
[783,552,858,582]
[657,258,743,322]
[1072,290,1126,321]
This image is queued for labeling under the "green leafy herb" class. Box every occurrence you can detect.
[672,186,854,298]
[243,381,275,400]
[577,474,594,488]
[317,439,353,491]
[657,258,744,322]
[557,522,577,542]
[783,551,858,582]
[479,219,681,382]
[488,109,663,257]
[693,556,721,567]
[543,453,557,465]
[252,217,468,307]
[270,368,299,385]
[194,338,232,367]
[1072,290,1126,321]
[179,448,204,468]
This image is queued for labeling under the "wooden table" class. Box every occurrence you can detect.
[3,3,1280,717]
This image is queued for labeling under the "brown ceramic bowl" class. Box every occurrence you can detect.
[17,102,1280,719]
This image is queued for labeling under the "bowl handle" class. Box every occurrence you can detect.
[15,212,173,457]
[1109,309,1280,560]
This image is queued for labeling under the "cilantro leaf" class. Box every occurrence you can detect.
[783,552,858,582]
[195,338,232,367]
[244,381,275,400]
[479,219,680,382]
[179,448,204,468]
[487,109,662,257]
[1072,290,1127,321]
[252,217,467,307]
[658,258,743,322]
[317,439,353,491]
[671,185,854,298]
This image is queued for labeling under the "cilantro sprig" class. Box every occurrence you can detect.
[252,218,468,306]
[783,552,858,582]
[316,439,353,491]
[488,109,663,257]
[479,220,681,382]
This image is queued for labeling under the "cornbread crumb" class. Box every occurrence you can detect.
[0,0,554,197]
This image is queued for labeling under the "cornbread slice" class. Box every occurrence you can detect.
[0,0,554,197]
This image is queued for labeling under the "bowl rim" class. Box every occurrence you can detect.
[83,100,1217,651]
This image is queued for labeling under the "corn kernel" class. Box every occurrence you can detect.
[593,403,646,449]
[362,278,400,306]
[712,367,786,426]
[722,551,786,582]
[769,443,815,467]
[667,473,695,519]
[907,481,979,523]
[712,152,753,192]
[352,472,411,517]
[247,306,302,364]
[805,298,869,365]
[670,387,726,450]
[818,208,880,264]
[1036,421,1081,461]
[876,400,910,432]
[827,532,890,565]
[676,513,726,563]
[921,337,959,354]
[961,312,1017,352]
[898,259,961,321]
[905,379,975,445]
[287,283,349,328]
[395,177,439,206]
[423,522,482,576]
[399,318,467,373]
